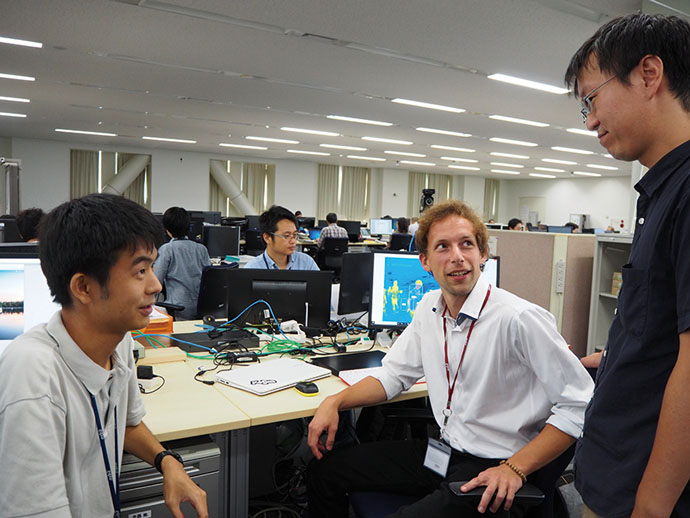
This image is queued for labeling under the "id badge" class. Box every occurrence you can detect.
[423,437,451,477]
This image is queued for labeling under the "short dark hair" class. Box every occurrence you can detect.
[415,200,488,257]
[259,205,298,236]
[397,217,410,234]
[163,206,190,238]
[326,212,338,224]
[508,218,523,229]
[565,222,579,230]
[565,13,690,111]
[16,207,45,241]
[39,194,164,307]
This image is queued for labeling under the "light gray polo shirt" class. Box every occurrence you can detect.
[0,312,146,518]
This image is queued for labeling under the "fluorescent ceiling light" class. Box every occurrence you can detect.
[0,72,35,82]
[448,165,480,171]
[488,73,569,95]
[0,95,29,103]
[530,173,557,178]
[391,98,465,113]
[535,167,565,172]
[219,143,268,150]
[347,155,386,161]
[573,171,602,177]
[142,136,196,143]
[491,169,521,175]
[586,163,618,170]
[400,160,435,166]
[287,149,330,156]
[542,158,577,165]
[0,111,25,118]
[247,136,299,144]
[0,36,42,48]
[441,156,478,163]
[281,126,340,136]
[320,144,367,151]
[490,137,537,147]
[55,128,117,137]
[327,115,392,126]
[384,150,426,157]
[416,127,471,137]
[603,154,614,159]
[567,128,598,137]
[490,162,524,168]
[490,152,529,159]
[362,136,413,145]
[489,115,549,127]
[431,145,475,153]
[551,146,594,155]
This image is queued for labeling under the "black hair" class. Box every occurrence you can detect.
[162,206,190,238]
[565,222,579,230]
[508,218,523,229]
[565,13,690,111]
[259,205,298,236]
[326,212,338,224]
[397,217,410,233]
[39,193,165,307]
[16,207,45,241]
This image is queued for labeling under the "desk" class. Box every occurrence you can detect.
[140,323,427,517]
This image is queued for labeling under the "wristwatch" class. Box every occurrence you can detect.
[154,450,184,473]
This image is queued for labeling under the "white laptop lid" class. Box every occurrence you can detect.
[215,358,331,395]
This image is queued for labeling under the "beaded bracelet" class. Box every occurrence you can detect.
[499,460,527,483]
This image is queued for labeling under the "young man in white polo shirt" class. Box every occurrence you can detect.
[306,200,593,517]
[0,194,208,518]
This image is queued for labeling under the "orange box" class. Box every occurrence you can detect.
[139,312,173,335]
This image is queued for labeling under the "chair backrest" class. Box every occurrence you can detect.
[322,237,349,255]
[196,264,239,319]
[388,233,413,251]
[244,229,266,256]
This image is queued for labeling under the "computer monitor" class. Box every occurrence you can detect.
[188,210,221,225]
[308,228,322,240]
[0,217,22,243]
[483,256,500,288]
[0,242,39,258]
[0,257,61,351]
[297,216,316,229]
[318,219,328,228]
[337,252,374,314]
[245,215,261,231]
[187,216,205,242]
[370,218,393,235]
[202,225,240,258]
[339,220,362,242]
[226,270,333,329]
[547,225,573,234]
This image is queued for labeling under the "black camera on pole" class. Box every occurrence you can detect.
[420,189,435,213]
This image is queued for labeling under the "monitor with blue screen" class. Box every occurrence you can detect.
[308,228,321,240]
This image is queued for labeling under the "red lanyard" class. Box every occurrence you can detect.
[442,285,491,427]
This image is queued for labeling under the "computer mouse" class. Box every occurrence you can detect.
[295,381,319,396]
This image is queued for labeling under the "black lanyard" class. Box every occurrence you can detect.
[441,285,491,428]
[89,394,120,518]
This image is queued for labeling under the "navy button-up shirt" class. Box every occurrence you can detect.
[575,139,690,517]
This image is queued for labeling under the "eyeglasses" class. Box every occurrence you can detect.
[580,75,617,123]
[270,232,299,241]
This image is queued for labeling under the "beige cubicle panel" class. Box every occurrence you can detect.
[488,230,595,357]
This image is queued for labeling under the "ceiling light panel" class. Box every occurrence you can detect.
[0,36,43,48]
[448,165,480,171]
[55,128,117,136]
[142,136,196,143]
[551,146,594,155]
[391,98,465,113]
[384,150,426,157]
[542,158,577,165]
[489,115,549,127]
[247,136,299,144]
[567,128,598,137]
[320,144,367,151]
[287,149,330,156]
[281,126,339,136]
[400,160,435,166]
[0,111,26,118]
[530,173,557,178]
[490,152,529,159]
[416,127,471,137]
[490,169,521,175]
[0,96,30,103]
[490,162,524,168]
[431,145,475,153]
[441,156,478,163]
[0,72,35,81]
[573,171,602,177]
[347,155,386,161]
[489,137,538,147]
[219,143,268,150]
[488,73,569,94]
[327,115,392,126]
[586,164,618,170]
[362,136,413,145]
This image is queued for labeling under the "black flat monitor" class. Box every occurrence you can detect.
[547,225,573,234]
[318,219,328,228]
[187,216,205,242]
[202,225,241,258]
[297,216,316,229]
[337,252,374,314]
[370,218,393,235]
[245,215,261,231]
[226,269,333,329]
[339,220,362,242]
[0,256,60,349]
[188,210,221,225]
[0,243,39,258]
[0,217,22,243]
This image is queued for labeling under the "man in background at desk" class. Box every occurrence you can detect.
[155,206,211,320]
[0,194,208,518]
[306,200,593,517]
[317,212,349,249]
[566,13,690,517]
[244,205,319,270]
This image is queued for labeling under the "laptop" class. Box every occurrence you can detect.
[308,228,322,240]
[310,350,385,375]
[215,358,331,395]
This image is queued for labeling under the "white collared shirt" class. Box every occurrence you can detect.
[374,275,594,459]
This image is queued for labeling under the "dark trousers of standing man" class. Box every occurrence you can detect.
[306,439,529,518]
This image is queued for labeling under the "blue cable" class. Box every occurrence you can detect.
[220,299,290,340]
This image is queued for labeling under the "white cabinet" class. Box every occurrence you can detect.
[586,235,633,355]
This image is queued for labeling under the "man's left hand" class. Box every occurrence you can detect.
[459,463,524,514]
[161,456,209,518]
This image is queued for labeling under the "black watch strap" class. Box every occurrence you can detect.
[154,450,183,473]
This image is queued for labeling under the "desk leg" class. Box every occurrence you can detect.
[215,428,250,518]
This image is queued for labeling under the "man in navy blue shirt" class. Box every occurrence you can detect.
[566,13,690,517]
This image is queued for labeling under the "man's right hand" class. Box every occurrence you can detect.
[307,396,340,459]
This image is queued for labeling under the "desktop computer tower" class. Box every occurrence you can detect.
[120,435,221,518]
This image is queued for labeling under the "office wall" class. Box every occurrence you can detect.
[498,175,633,230]
[380,168,409,217]
[273,161,318,216]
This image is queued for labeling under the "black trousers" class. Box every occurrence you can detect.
[306,439,530,518]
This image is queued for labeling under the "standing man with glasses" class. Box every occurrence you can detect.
[565,13,690,517]
[244,205,319,270]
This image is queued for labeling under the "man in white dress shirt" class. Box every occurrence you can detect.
[306,200,593,517]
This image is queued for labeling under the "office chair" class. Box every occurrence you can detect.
[154,301,185,320]
[244,229,266,256]
[388,233,413,251]
[195,263,238,320]
[317,237,349,278]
